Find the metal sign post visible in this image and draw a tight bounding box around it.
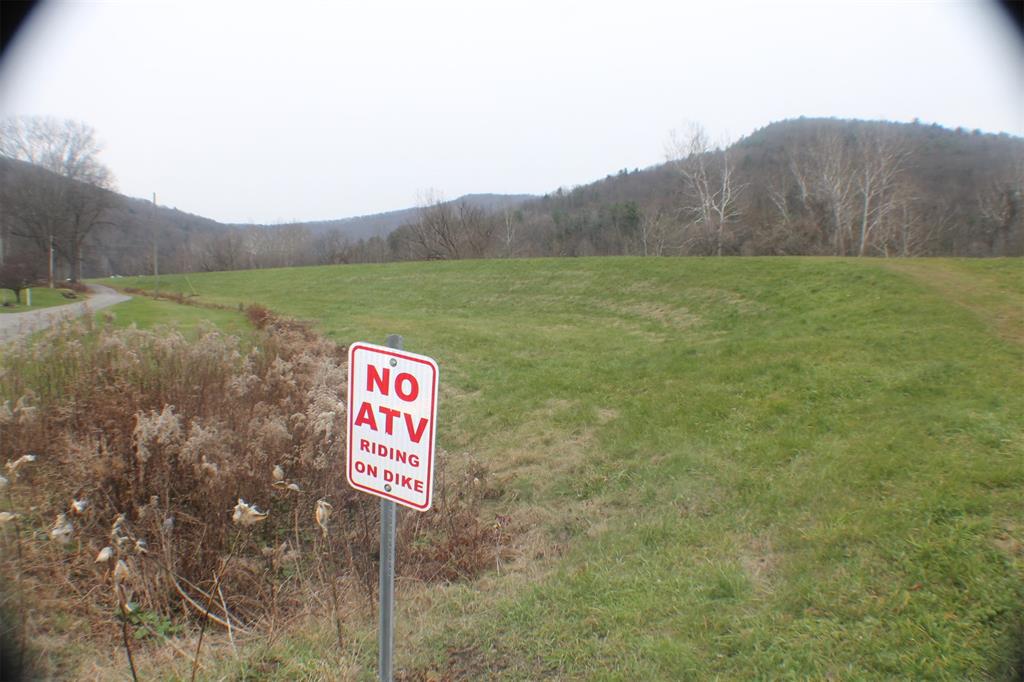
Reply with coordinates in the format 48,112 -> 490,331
379,496 -> 396,680
378,334 -> 401,682
346,333 -> 438,681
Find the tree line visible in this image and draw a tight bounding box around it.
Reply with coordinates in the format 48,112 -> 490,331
483,119 -> 1021,260
1,116 -> 1021,290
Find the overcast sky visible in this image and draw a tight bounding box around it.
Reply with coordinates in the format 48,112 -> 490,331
0,1 -> 1020,224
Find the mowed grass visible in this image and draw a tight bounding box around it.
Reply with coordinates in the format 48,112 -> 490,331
98,295 -> 251,337
104,258 -> 1023,679
0,286 -> 80,312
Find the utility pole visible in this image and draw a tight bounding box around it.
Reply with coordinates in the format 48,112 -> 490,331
48,234 -> 54,288
153,192 -> 159,295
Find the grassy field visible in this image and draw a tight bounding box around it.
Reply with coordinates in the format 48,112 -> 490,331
98,294 -> 251,336
102,257 -> 1022,679
0,286 -> 82,312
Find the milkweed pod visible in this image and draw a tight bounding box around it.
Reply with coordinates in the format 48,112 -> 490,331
113,559 -> 130,584
315,499 -> 333,537
50,513 -> 73,543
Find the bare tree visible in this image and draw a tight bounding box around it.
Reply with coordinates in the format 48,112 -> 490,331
502,208 -> 519,258
243,224 -> 314,268
807,129 -> 858,255
853,127 -> 910,256
0,117 -> 115,282
313,229 -> 353,264
781,127 -> 851,255
781,125 -> 913,256
668,123 -> 744,256
407,191 -> 461,259
193,229 -> 248,272
976,156 -> 1023,256
405,192 -> 496,260
457,201 -> 496,258
638,206 -> 678,256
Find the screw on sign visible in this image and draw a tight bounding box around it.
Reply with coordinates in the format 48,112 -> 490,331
346,340 -> 438,510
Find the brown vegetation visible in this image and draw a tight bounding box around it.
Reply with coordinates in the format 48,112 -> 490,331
0,310 -> 503,676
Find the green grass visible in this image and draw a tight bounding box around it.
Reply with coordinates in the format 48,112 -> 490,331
98,295 -> 251,337
102,258 -> 1023,679
0,286 -> 81,312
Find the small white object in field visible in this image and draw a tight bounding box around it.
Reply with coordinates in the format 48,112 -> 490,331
315,498 -> 332,537
162,515 -> 174,534
0,474 -> 9,490
95,546 -> 114,562
0,511 -> 18,524
272,464 -> 285,481
111,513 -> 126,533
113,559 -> 130,584
50,513 -> 73,543
111,513 -> 130,548
5,453 -> 37,478
70,497 -> 89,514
232,498 -> 268,525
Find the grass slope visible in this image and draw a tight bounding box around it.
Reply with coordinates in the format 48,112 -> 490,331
106,258 -> 1023,679
99,295 -> 251,336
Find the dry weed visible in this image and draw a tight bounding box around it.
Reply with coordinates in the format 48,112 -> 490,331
0,308 -> 502,676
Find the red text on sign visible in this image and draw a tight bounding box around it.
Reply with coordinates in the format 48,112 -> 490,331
366,366 -> 420,402
353,403 -> 429,442
360,439 -> 421,468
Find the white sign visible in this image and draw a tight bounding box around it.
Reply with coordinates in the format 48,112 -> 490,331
346,342 -> 439,511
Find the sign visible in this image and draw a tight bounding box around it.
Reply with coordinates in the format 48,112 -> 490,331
346,341 -> 438,511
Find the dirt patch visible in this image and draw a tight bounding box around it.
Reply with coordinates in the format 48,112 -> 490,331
682,287 -> 767,315
397,644 -> 510,681
624,280 -> 670,296
993,521 -> 1023,560
596,300 -> 701,332
740,535 -> 779,592
488,398 -> 597,486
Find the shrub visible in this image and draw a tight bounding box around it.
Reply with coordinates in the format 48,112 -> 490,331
0,310 -> 501,669
0,262 -> 38,304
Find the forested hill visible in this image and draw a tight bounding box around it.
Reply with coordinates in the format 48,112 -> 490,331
234,193 -> 536,240
2,117 -> 1021,280
0,155 -> 229,278
465,118 -> 1022,260
0,144 -> 533,277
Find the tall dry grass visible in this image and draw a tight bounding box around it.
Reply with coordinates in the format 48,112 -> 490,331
0,308 -> 502,676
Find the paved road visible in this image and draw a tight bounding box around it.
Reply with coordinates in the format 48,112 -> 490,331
0,284 -> 131,344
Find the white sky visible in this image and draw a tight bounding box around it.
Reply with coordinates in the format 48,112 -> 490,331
0,0 -> 1021,224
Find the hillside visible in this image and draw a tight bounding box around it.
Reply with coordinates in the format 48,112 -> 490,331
0,148 -> 532,277
2,118 -> 1021,280
0,155 -> 230,278
94,257 -> 1024,679
241,193 -> 536,240
486,118 -> 1024,259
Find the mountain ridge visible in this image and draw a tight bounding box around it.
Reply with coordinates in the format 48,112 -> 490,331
1,116 -> 1020,278
227,193 -> 537,240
